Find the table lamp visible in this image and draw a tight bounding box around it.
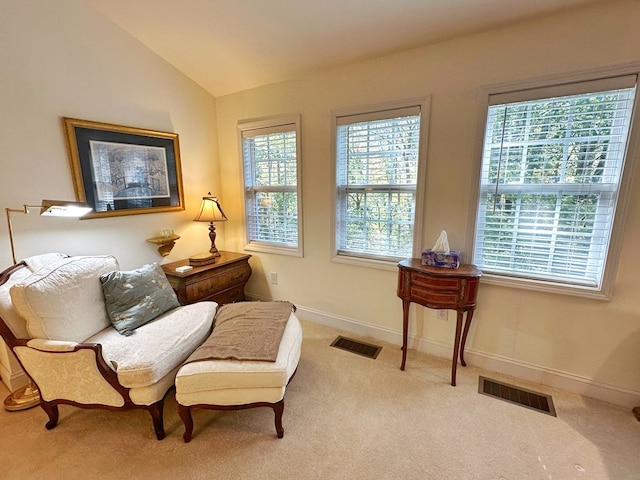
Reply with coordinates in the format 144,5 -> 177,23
189,193 -> 228,266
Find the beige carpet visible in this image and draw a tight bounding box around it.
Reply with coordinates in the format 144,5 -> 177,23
0,319 -> 639,480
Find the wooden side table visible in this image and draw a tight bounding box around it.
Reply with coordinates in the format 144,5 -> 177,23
397,259 -> 481,386
162,251 -> 252,306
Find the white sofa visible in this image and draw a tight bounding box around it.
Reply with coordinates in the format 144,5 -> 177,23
0,254 -> 216,440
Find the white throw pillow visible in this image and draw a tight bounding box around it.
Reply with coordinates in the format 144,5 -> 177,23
23,253 -> 69,272
10,255 -> 119,342
0,266 -> 33,339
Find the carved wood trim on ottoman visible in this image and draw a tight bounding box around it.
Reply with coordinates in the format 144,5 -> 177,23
175,307 -> 302,443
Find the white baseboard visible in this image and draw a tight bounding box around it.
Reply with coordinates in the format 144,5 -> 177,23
248,295 -> 640,409
465,348 -> 640,409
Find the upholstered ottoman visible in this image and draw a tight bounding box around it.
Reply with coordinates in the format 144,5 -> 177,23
175,302 -> 302,442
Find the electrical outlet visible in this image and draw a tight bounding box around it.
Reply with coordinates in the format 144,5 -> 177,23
270,272 -> 278,285
436,310 -> 448,321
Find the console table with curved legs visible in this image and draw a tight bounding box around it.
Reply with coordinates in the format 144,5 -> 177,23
397,259 -> 482,386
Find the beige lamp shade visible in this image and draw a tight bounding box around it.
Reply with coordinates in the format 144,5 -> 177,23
193,194 -> 228,223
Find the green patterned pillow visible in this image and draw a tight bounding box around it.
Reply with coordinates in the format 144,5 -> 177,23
100,263 -> 180,336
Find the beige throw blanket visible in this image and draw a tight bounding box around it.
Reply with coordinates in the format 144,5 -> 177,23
185,301 -> 295,363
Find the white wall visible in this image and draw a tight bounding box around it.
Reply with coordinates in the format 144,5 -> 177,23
0,0 -> 222,270
0,0 -> 221,388
216,0 -> 640,406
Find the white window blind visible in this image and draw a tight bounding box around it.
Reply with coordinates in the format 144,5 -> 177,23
474,76 -> 637,289
241,119 -> 301,253
336,106 -> 421,261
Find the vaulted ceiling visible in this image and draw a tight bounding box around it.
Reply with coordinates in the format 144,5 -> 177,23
82,0 -> 610,97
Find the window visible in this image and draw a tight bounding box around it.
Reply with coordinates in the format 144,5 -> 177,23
473,74 -> 638,296
239,115 -> 302,256
333,100 -> 428,264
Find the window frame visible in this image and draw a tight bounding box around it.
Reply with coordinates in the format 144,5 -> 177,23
468,64 -> 640,299
238,114 -> 303,257
331,97 -> 430,270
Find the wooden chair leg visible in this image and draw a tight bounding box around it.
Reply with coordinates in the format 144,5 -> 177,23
147,401 -> 165,440
272,399 -> 284,438
41,401 -> 59,430
178,404 -> 194,443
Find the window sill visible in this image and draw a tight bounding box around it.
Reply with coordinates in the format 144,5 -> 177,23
331,253 -> 400,271
480,272 -> 611,301
244,242 -> 303,258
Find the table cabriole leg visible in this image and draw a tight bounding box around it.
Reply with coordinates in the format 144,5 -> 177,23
401,299 -> 410,370
459,309 -> 475,367
451,311 -> 464,386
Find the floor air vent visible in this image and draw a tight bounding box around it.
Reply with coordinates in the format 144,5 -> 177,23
479,376 -> 556,417
330,336 -> 382,359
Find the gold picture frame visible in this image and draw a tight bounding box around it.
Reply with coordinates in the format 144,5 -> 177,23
63,117 -> 185,219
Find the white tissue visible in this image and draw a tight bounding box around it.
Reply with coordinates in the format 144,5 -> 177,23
431,230 -> 450,253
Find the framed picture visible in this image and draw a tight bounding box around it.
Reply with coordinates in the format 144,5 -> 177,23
63,118 -> 185,219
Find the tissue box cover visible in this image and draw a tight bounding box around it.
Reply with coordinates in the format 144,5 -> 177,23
421,249 -> 460,268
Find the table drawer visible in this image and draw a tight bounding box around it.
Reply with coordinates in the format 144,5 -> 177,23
186,267 -> 249,300
195,284 -> 246,305
410,272 -> 460,291
410,286 -> 459,308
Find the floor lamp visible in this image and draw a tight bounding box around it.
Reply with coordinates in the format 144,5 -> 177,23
3,199 -> 92,411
